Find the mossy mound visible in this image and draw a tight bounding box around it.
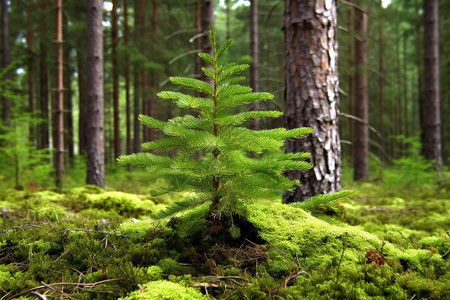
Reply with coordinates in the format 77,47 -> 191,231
0,184 -> 448,299
119,280 -> 207,300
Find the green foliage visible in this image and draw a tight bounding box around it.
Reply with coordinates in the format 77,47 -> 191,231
118,28 -> 313,222
119,280 -> 207,300
291,190 -> 355,217
389,135 -> 440,184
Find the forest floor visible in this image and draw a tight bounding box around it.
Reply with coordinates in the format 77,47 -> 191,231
0,168 -> 449,299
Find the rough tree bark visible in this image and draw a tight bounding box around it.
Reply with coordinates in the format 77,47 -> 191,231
353,5 -> 369,181
423,0 -> 442,169
283,0 -> 341,202
86,0 -> 104,188
54,0 -> 64,188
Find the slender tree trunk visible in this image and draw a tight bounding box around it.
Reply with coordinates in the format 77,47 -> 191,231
77,48 -> 88,155
249,0 -> 259,131
423,0 -> 442,169
63,18 -> 73,162
353,6 -> 369,181
378,8 -> 384,159
26,4 -> 35,143
38,0 -> 49,150
86,0 -> 104,187
1,0 -> 10,128
139,0 -> 150,142
124,0 -> 131,155
283,0 -> 341,202
415,0 -> 425,154
133,0 -> 140,153
403,33 -> 408,138
112,0 -> 120,159
347,6 -> 354,163
54,0 -> 64,188
149,0 -> 158,142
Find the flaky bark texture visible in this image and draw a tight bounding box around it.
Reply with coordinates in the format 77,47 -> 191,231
86,0 -> 104,188
283,0 -> 341,202
423,0 -> 442,169
353,7 -> 369,181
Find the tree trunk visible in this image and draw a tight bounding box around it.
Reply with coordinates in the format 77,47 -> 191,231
1,0 -> 10,128
112,0 -> 120,159
86,0 -> 104,188
133,0 -> 140,153
415,0 -> 425,155
283,0 -> 341,202
353,6 -> 369,181
139,0 -> 150,142
423,0 -> 442,169
26,3 -> 35,143
54,0 -> 64,188
149,0 -> 158,142
123,0 -> 131,155
38,0 -> 49,150
77,47 -> 88,155
249,0 -> 259,131
378,6 -> 384,160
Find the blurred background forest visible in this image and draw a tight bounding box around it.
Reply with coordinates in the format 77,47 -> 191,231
0,0 -> 448,191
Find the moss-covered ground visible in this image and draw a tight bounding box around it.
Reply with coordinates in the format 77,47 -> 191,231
0,174 -> 448,299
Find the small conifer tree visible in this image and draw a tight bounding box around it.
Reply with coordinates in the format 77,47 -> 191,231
118,28 -> 313,231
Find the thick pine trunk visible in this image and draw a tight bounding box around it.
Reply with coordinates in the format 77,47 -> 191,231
283,0 -> 341,202
133,0 -> 140,153
86,0 -> 104,188
423,0 -> 442,169
77,48 -> 88,155
353,6 -> 369,181
54,0 -> 64,188
149,0 -> 158,142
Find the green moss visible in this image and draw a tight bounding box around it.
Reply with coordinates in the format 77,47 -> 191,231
119,280 -> 207,300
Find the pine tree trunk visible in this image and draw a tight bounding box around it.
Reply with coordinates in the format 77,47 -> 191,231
149,0 -> 158,142
77,47 -> 88,155
423,0 -> 442,169
415,0 -> 425,155
38,0 -> 49,150
123,0 -> 131,155
63,20 -> 74,162
1,0 -> 10,128
86,0 -> 104,188
353,6 -> 369,181
54,0 -> 64,188
112,0 -> 120,159
249,0 -> 259,131
26,4 -> 35,143
378,6 -> 384,160
133,0 -> 140,153
283,0 -> 341,202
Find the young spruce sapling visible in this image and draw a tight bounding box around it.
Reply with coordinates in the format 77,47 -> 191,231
118,28 -> 314,235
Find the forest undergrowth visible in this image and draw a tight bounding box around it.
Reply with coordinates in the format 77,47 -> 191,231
0,167 -> 448,299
